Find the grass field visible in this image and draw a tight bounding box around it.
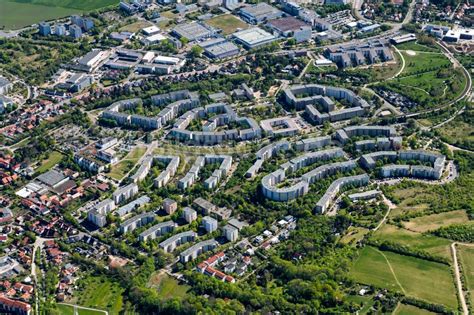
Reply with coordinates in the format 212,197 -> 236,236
148,273 -> 189,300
119,20 -> 152,33
56,304 -> 74,315
0,0 -> 117,30
458,245 -> 474,309
393,303 -> 436,315
401,51 -> 451,74
56,304 -> 106,315
346,295 -> 375,314
351,246 -> 458,309
396,41 -> 441,53
107,146 -> 147,181
340,226 -> 370,245
206,14 -> 249,35
387,186 -> 432,218
73,276 -> 124,314
373,224 -> 452,260
403,210 -> 469,233
35,151 -> 63,174
437,108 -> 474,151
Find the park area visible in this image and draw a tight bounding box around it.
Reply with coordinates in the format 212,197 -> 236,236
0,0 -> 117,30
350,246 -> 458,309
376,42 -> 467,111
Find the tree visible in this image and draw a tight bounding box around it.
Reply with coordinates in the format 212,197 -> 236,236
190,45 -> 203,58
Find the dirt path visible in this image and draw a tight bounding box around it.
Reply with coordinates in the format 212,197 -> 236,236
451,242 -> 474,314
374,247 -> 407,294
391,46 -> 405,79
451,242 -> 469,315
373,194 -> 396,231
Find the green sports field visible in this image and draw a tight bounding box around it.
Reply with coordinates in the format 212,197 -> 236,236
0,0 -> 117,30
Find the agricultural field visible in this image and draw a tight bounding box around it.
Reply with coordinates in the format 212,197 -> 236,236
107,146 -> 147,181
350,246 -> 458,309
403,210 -> 469,233
71,275 -> 125,315
458,245 -> 474,308
0,0 -> 117,30
372,224 -> 452,260
205,14 -> 249,35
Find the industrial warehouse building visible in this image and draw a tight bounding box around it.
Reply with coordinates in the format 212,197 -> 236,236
232,27 -> 278,49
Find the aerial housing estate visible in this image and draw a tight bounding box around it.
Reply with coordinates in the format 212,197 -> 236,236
284,84 -> 371,124
101,90 -> 200,130
169,102 -> 261,145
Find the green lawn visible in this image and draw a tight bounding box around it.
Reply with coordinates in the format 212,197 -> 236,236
205,14 -> 249,35
458,245 -> 474,311
393,303 -> 436,315
351,246 -> 458,309
373,224 -> 452,261
0,0 -> 117,30
73,276 -> 124,315
396,41 -> 441,53
107,146 -> 147,181
56,304 -> 74,315
148,273 -> 189,300
401,51 -> 451,74
36,151 -> 63,174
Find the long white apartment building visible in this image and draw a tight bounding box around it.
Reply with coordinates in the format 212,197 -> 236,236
139,220 -> 176,242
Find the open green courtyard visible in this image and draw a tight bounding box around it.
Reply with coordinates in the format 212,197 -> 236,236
107,146 -> 147,181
